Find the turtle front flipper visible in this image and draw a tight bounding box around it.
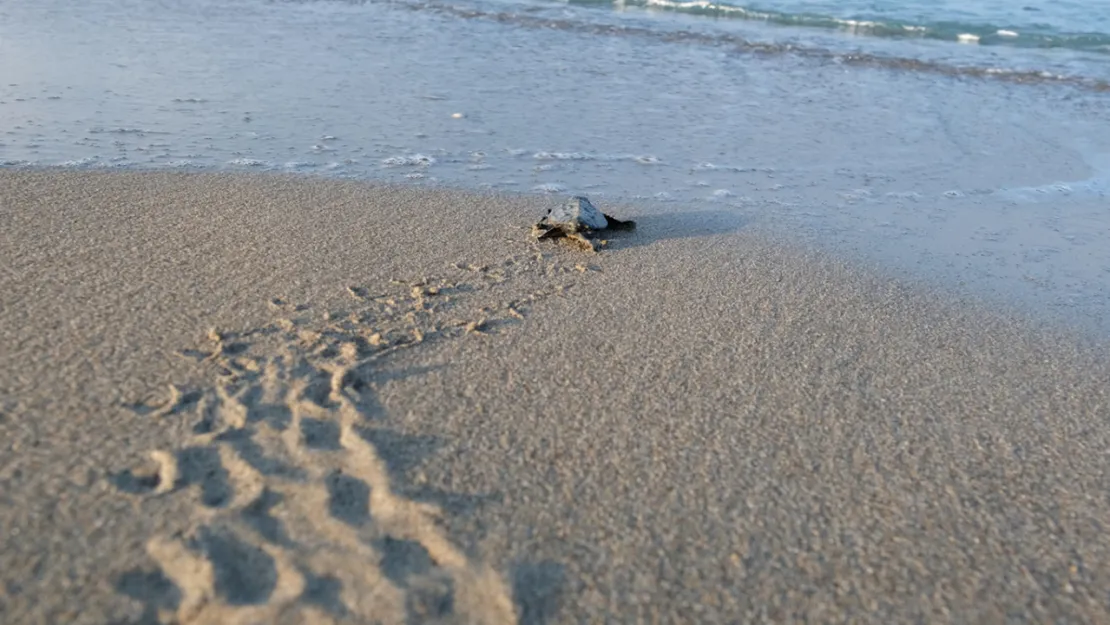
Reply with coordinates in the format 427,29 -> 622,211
602,213 -> 636,231
533,223 -> 566,239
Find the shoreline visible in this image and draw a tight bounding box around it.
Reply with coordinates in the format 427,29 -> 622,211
3,170 -> 1110,623
7,0 -> 1110,342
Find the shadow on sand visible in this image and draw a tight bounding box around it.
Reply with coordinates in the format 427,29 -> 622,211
602,208 -> 751,251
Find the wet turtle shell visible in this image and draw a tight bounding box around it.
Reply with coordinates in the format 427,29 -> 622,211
532,196 -> 635,251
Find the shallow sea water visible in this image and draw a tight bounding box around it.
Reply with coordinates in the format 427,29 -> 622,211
1,0 -> 1109,333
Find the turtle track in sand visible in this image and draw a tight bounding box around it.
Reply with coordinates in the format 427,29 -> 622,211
111,245 -> 599,625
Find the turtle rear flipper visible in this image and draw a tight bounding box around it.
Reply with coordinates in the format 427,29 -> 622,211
565,231 -> 597,252
602,213 -> 636,231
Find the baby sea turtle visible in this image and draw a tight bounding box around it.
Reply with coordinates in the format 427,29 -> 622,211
532,196 -> 635,252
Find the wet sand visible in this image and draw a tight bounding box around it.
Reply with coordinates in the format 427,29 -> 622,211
2,170 -> 1109,624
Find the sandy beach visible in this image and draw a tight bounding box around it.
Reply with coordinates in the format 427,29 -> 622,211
2,170 -> 1110,624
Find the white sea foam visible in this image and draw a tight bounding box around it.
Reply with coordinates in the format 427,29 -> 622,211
227,158 -> 271,167
533,183 -> 567,193
532,151 -> 663,164
533,151 -> 596,161
885,191 -> 922,200
692,162 -> 765,173
88,127 -> 157,135
993,177 -> 1108,202
382,154 -> 436,167
644,0 -> 773,21
57,157 -> 101,167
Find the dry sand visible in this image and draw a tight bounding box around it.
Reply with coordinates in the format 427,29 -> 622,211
2,170 -> 1109,624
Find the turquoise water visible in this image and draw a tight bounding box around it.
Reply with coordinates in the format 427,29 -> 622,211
566,0 -> 1110,52
451,0 -> 1110,83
